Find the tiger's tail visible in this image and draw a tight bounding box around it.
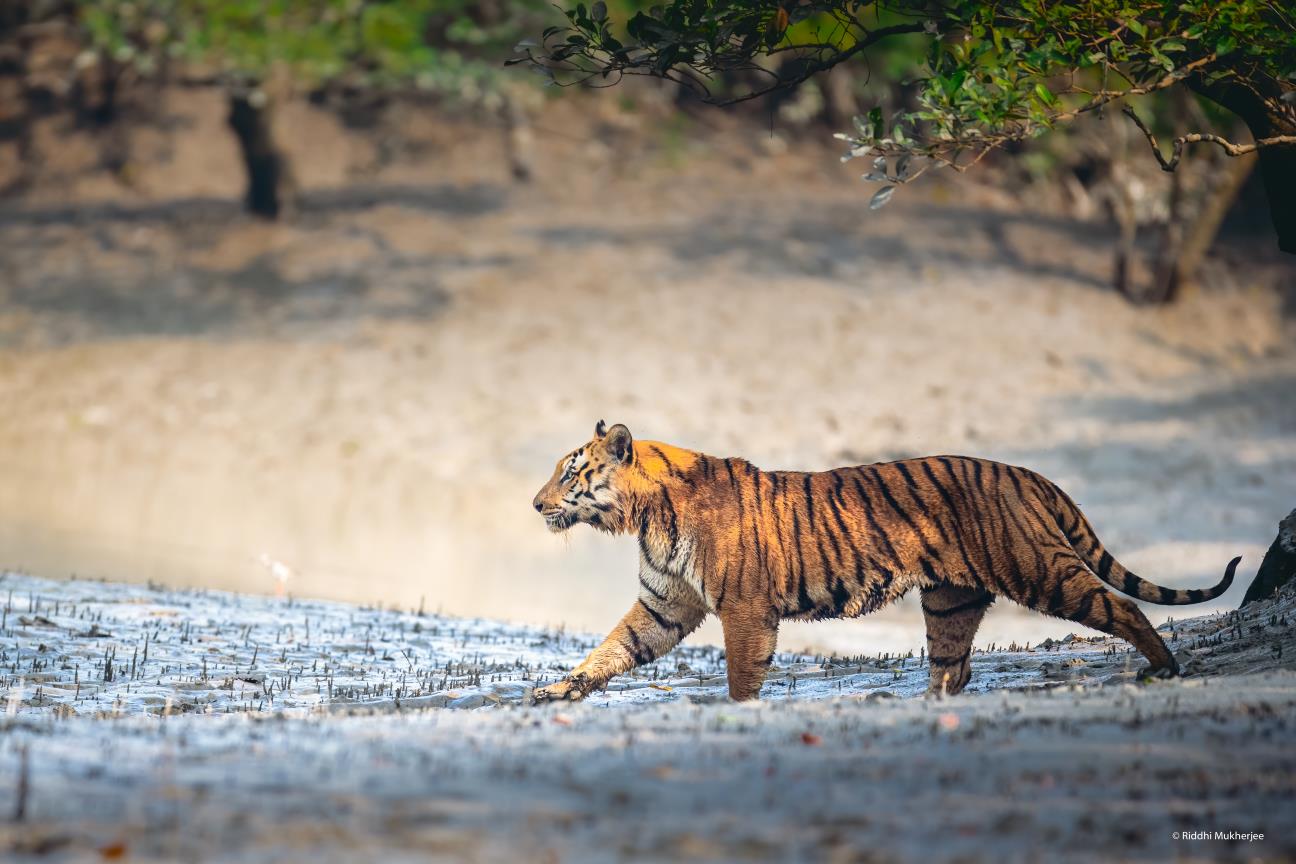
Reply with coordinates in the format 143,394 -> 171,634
1045,480 -> 1238,605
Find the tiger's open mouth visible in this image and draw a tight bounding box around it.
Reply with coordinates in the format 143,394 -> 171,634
543,510 -> 574,533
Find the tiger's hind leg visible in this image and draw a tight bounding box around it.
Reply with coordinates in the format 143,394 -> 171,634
720,605 -> 780,702
1012,551 -> 1178,677
921,585 -> 994,695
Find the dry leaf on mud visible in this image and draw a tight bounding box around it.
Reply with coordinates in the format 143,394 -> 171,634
99,841 -> 127,859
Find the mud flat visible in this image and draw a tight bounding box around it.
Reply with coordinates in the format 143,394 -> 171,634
1,572 -> 1294,862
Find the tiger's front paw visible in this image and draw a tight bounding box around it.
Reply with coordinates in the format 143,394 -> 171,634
531,674 -> 591,704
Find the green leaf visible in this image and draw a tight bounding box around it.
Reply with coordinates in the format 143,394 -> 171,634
868,106 -> 884,139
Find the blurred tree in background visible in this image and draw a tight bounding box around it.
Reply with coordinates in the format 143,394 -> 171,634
0,0 -> 549,215
519,0 -> 1296,291
0,1 -> 1290,302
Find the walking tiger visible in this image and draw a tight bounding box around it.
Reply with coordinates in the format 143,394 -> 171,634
531,421 -> 1238,702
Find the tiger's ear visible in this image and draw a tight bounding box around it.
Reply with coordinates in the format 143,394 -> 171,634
594,419 -> 607,438
604,423 -> 634,464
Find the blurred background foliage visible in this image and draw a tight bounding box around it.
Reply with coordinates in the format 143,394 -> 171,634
0,0 -> 1287,298
74,0 -> 545,96
1,0 -> 558,214
521,0 -> 1294,298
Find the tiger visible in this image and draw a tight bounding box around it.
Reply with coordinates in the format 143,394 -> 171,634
530,421 -> 1239,702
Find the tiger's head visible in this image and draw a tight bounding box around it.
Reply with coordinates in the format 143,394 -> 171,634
532,420 -> 635,534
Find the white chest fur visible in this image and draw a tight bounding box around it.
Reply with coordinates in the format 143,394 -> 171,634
639,540 -> 710,611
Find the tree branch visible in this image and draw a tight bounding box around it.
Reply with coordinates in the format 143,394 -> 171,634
703,22 -> 926,106
1122,105 -> 1296,171
532,21 -> 928,108
1047,53 -> 1220,124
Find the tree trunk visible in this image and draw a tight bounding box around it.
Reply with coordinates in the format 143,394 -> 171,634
1187,75 -> 1296,254
820,66 -> 857,130
1147,150 -> 1186,304
1106,174 -> 1139,302
503,90 -> 533,182
1174,149 -> 1255,289
227,90 -> 293,219
1242,509 -> 1296,607
1254,136 -> 1296,254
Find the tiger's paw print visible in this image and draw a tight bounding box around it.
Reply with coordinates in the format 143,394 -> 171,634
531,674 -> 590,704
